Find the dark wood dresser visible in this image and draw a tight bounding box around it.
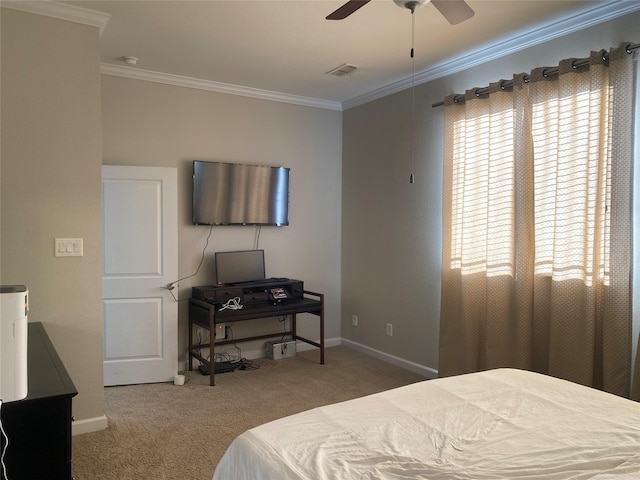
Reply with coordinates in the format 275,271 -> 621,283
1,322 -> 78,480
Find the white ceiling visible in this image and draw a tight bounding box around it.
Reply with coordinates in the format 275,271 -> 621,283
44,1 -> 640,109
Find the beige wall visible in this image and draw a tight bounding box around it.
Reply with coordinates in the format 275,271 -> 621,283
341,10 -> 640,374
1,5 -> 341,429
4,2 -> 636,429
100,76 -> 343,365
1,9 -> 104,423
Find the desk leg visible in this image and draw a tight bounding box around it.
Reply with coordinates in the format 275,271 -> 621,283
188,315 -> 193,371
209,307 -> 216,386
320,295 -> 325,364
292,314 -> 296,341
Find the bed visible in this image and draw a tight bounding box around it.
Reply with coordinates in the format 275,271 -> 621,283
212,368 -> 640,479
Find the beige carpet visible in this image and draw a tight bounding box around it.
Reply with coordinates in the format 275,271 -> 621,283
72,346 -> 427,480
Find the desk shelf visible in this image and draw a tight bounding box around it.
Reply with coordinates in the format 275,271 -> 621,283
188,288 -> 324,385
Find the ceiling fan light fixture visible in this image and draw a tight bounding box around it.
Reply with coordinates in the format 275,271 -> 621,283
393,0 -> 429,13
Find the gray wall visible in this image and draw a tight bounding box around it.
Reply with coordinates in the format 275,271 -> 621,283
341,10 -> 640,374
1,9 -> 104,423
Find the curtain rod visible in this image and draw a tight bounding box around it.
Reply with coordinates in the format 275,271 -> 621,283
431,42 -> 640,108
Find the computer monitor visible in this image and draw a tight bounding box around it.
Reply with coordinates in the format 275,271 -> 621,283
214,250 -> 265,285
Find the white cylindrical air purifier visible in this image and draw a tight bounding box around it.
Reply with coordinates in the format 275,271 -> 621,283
0,285 -> 29,402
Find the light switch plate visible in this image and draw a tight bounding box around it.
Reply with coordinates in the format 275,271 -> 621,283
55,238 -> 83,257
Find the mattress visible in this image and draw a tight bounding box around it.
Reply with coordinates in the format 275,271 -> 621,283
212,368 -> 640,479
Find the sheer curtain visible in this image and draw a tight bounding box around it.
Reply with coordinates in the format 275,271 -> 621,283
440,44 -> 637,398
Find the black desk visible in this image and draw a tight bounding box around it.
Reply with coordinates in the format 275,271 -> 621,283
188,290 -> 324,385
1,322 -> 78,480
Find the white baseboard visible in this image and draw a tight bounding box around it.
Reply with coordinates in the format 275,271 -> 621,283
72,414 -> 108,436
340,338 -> 438,379
209,337 -> 435,377
297,337 -> 342,352
232,337 -> 342,360
183,337 -> 342,369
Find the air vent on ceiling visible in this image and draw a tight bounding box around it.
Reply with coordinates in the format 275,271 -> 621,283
326,63 -> 358,77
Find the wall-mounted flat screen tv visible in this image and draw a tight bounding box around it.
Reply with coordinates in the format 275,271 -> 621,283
193,160 -> 290,226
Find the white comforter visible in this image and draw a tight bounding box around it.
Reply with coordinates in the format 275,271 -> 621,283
212,368 -> 640,479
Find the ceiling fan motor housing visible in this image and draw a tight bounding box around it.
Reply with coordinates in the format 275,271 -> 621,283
327,0 -> 473,24
394,0 -> 429,12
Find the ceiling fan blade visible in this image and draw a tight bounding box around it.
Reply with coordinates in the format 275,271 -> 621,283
326,0 -> 372,20
431,0 -> 475,25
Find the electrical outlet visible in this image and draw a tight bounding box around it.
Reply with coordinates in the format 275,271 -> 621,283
216,323 -> 226,339
352,315 -> 358,327
386,323 -> 393,337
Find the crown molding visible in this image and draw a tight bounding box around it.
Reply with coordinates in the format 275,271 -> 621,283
1,0 -> 111,34
6,0 -> 638,112
342,0 -> 640,110
100,63 -> 343,111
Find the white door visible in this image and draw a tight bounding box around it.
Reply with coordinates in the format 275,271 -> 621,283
102,166 -> 178,386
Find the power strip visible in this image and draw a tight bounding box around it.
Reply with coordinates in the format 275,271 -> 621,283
198,362 -> 235,375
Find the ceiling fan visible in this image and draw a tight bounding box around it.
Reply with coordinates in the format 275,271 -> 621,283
327,0 -> 474,25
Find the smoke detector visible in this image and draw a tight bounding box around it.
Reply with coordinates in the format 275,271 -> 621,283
123,56 -> 139,66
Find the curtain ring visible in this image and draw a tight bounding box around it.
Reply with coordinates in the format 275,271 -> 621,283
602,51 -> 608,62
474,89 -> 481,97
571,60 -> 579,69
626,43 -> 633,55
499,80 -> 507,90
524,74 -> 530,83
542,69 -> 549,78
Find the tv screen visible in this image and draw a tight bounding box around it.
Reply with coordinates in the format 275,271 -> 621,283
193,160 -> 290,226
215,249 -> 266,285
